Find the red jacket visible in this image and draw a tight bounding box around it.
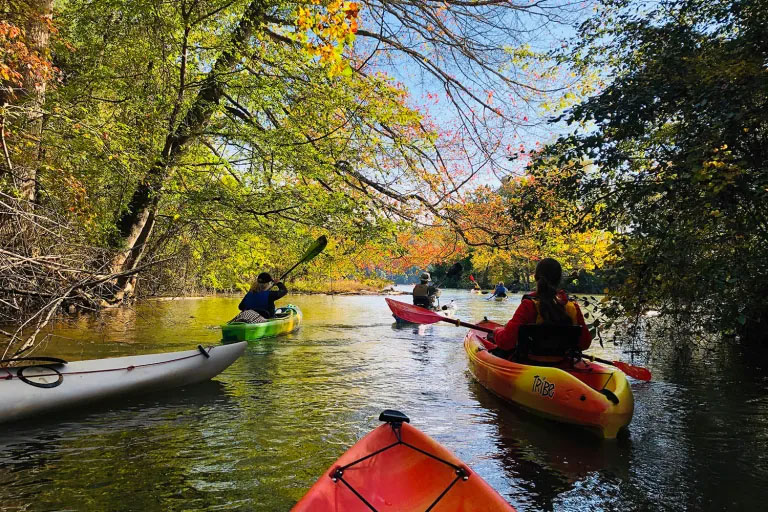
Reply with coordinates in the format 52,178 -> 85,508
492,291 -> 592,351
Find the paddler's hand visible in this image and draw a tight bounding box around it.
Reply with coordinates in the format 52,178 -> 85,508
486,330 -> 495,342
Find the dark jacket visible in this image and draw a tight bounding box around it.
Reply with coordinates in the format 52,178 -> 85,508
238,282 -> 287,318
413,282 -> 440,309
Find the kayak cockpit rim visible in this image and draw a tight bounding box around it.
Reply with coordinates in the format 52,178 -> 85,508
471,331 -> 629,410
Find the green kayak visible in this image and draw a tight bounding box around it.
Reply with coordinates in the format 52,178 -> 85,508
221,304 -> 302,343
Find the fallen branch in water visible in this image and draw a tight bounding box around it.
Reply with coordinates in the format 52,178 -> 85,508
0,191 -> 174,357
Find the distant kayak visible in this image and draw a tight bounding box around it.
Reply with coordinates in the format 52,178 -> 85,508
0,342 -> 246,425
221,304 -> 301,342
464,321 -> 634,439
392,302 -> 456,325
292,410 -> 515,511
493,295 -> 507,302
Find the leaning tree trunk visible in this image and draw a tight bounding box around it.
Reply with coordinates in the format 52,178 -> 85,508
18,0 -> 53,203
110,1 -> 264,301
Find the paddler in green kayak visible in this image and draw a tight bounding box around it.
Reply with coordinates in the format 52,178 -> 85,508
231,272 -> 288,323
488,258 -> 591,361
413,271 -> 441,310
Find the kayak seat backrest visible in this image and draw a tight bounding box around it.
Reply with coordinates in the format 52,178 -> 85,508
516,324 -> 582,360
273,306 -> 294,318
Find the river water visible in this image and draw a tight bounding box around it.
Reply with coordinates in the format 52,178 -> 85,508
1,289 -> 767,510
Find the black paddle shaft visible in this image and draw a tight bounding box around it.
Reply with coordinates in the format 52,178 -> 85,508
438,309 -> 650,379
278,260 -> 304,282
434,263 -> 463,288
439,317 -> 494,333
269,236 -> 328,289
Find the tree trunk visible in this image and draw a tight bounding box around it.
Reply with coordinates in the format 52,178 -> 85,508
110,1 -> 264,299
18,0 -> 53,203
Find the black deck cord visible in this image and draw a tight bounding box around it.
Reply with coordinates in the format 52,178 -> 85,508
332,473 -> 378,512
425,470 -> 467,512
17,365 -> 64,388
0,356 -> 68,366
330,421 -> 469,512
599,372 -> 620,404
602,372 -> 614,389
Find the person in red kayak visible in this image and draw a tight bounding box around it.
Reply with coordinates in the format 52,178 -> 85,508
412,271 -> 440,310
489,258 -> 591,358
231,272 -> 287,323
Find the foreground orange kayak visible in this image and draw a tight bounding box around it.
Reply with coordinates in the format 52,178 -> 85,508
464,321 -> 634,439
292,410 -> 515,511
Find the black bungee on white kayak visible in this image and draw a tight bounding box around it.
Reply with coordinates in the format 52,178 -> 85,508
0,342 -> 246,424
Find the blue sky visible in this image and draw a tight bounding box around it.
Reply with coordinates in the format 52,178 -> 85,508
350,1 -> 591,189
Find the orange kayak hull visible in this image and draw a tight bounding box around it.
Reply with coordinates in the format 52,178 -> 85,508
464,323 -> 634,439
292,416 -> 515,511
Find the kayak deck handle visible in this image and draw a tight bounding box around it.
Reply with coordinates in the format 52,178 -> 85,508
378,409 -> 410,424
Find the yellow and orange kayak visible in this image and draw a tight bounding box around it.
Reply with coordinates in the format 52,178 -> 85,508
464,322 -> 634,439
292,410 -> 515,511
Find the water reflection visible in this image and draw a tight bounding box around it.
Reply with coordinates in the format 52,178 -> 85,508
0,290 -> 766,510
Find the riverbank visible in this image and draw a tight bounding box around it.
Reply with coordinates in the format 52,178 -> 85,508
290,278 -> 402,295
148,279 -> 408,300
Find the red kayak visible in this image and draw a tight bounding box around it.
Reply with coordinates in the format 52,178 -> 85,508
292,410 -> 515,511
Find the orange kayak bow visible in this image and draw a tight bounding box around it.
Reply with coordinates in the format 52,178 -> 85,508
292,410 -> 515,511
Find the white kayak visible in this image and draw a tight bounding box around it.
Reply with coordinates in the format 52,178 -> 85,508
0,342 -> 246,424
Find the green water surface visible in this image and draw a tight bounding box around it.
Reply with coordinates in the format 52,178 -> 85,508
1,290 -> 767,510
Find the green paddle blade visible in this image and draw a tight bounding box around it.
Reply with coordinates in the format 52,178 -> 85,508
278,235 -> 328,282
300,235 -> 327,263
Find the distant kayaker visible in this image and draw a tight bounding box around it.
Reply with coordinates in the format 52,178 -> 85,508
490,282 -> 507,299
413,271 -> 440,310
488,258 -> 591,358
231,272 -> 287,323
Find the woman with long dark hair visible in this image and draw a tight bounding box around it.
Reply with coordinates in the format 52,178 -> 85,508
490,258 -> 591,354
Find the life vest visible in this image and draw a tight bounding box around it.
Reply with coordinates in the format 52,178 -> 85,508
413,283 -> 434,308
519,293 -> 580,363
522,293 -> 579,325
239,290 -> 272,317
